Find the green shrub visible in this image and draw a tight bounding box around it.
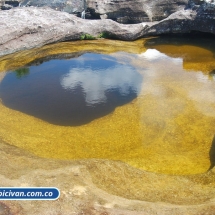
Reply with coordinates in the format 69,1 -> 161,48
98,32 -> 110,39
80,34 -> 96,40
80,32 -> 111,40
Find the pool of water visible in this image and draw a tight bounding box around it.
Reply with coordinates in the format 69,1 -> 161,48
0,36 -> 215,175
0,53 -> 142,126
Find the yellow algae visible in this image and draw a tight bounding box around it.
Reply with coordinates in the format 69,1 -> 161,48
0,39 -> 147,73
151,45 -> 215,73
0,38 -> 215,175
0,84 -> 213,175
145,37 -> 215,73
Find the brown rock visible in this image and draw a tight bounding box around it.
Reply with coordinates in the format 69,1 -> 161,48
0,139 -> 215,215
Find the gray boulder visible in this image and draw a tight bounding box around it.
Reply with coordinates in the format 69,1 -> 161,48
0,0 -> 190,22
0,0 -> 85,15
0,0 -> 20,10
0,0 -> 214,24
0,0 -> 198,23
0,4 -> 215,57
86,0 -> 189,23
19,0 -> 84,16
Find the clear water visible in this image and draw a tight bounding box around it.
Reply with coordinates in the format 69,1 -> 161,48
0,53 -> 142,126
0,36 -> 215,175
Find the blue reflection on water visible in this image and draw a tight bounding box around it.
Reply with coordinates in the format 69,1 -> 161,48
0,53 -> 143,126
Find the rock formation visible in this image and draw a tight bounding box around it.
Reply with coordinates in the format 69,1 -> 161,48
0,140 -> 215,215
19,0 -> 85,17
0,2 -> 215,57
0,2 -> 215,215
0,0 -> 85,16
86,0 -> 189,23
0,0 -> 20,10
0,0 -> 213,24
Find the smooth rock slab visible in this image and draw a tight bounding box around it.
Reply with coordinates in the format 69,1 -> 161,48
0,140 -> 215,215
0,7 -> 147,56
0,5 -> 215,57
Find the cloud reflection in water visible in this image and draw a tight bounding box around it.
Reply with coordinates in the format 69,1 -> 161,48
0,53 -> 142,126
61,64 -> 141,106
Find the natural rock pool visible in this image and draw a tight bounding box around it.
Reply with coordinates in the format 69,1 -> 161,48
0,53 -> 142,126
0,36 -> 215,175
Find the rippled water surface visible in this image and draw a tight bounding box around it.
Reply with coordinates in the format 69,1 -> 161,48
0,36 -> 215,175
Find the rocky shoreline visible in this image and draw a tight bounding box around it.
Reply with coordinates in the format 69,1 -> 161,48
0,0 -> 215,57
0,140 -> 215,215
0,36 -> 215,215
1,1 -> 215,215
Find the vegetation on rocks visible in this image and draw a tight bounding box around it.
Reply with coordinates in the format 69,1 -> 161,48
80,32 -> 111,40
80,34 -> 96,40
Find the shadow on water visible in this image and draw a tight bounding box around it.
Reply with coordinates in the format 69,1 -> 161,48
0,53 -> 142,126
144,34 -> 215,74
25,52 -> 85,67
209,69 -> 215,77
208,135 -> 215,171
145,33 -> 215,53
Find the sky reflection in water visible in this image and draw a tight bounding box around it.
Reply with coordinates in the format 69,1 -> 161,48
1,38 -> 215,174
0,53 -> 142,126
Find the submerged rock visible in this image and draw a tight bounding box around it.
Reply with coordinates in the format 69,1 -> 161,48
0,140 -> 215,215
